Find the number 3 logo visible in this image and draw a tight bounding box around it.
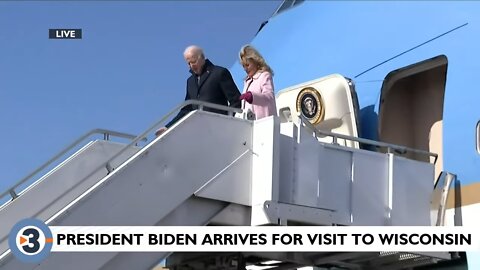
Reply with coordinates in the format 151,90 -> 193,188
8,218 -> 53,263
19,227 -> 42,254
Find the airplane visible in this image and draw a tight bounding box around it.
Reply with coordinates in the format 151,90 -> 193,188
0,1 -> 479,269
229,1 -> 480,269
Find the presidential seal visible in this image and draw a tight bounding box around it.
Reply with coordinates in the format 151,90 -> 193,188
296,87 -> 325,125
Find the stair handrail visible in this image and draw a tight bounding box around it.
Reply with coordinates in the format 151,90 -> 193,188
298,115 -> 438,163
36,100 -> 241,224
90,100 -> 242,177
3,100 -> 241,205
433,171 -> 456,226
1,129 -> 146,202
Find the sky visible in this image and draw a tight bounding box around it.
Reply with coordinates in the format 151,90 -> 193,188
0,1 -> 281,197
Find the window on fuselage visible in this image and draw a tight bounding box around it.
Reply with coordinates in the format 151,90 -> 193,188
477,120 -> 480,154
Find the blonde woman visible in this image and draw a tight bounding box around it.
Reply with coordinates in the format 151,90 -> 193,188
239,45 -> 277,120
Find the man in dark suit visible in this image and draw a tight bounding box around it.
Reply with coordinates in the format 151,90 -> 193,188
156,45 -> 241,136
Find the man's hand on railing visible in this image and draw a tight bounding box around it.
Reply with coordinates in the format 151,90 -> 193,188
155,127 -> 168,137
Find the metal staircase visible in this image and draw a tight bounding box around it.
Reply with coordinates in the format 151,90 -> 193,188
0,100 -> 458,270
0,129 -> 143,258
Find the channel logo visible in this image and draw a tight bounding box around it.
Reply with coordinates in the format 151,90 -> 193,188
8,219 -> 53,263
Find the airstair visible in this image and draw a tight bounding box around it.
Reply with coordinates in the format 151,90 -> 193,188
0,129 -> 142,255
0,99 -> 457,270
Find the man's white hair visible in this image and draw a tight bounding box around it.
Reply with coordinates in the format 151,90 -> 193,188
184,45 -> 205,59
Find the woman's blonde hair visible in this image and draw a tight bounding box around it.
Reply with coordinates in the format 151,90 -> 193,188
239,45 -> 274,76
